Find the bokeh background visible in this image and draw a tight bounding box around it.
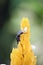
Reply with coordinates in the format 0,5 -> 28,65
0,0 -> 43,65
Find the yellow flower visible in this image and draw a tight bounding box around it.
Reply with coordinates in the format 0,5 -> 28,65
10,18 -> 37,65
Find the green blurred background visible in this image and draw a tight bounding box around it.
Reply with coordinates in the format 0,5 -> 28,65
0,0 -> 43,65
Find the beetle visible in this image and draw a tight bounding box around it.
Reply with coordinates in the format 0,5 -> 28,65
16,30 -> 23,44
16,27 -> 27,43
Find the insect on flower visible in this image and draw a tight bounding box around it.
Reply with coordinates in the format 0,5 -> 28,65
16,30 -> 23,43
16,27 -> 28,43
